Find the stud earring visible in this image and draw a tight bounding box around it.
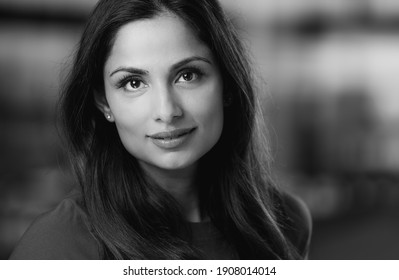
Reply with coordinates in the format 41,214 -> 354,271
105,113 -> 111,120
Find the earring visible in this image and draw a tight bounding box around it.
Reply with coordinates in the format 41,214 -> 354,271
105,113 -> 112,120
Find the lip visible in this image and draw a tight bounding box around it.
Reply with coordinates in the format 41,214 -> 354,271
148,128 -> 196,139
147,127 -> 196,149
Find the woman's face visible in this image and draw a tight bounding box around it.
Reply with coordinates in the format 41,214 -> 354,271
101,14 -> 224,173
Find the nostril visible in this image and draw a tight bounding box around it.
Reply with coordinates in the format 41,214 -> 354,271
154,94 -> 183,122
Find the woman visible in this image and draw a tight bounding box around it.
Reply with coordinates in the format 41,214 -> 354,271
10,0 -> 311,259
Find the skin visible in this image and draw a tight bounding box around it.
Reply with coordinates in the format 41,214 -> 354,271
98,14 -> 224,221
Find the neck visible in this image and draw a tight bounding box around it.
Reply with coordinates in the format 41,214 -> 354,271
140,163 -> 202,222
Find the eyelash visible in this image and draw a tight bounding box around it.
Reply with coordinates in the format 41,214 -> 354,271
176,66 -> 204,83
116,75 -> 144,90
115,66 -> 205,90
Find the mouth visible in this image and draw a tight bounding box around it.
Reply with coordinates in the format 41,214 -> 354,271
147,127 -> 196,140
147,127 -> 197,149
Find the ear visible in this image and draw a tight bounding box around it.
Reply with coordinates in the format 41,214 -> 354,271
94,91 -> 114,122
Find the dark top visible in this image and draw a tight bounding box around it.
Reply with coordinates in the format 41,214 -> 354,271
9,190 -> 311,260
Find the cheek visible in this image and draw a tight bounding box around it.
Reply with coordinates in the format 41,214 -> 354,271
107,96 -> 150,139
190,81 -> 224,137
201,96 -> 223,127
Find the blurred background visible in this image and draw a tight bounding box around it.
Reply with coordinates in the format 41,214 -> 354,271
1,0 -> 398,259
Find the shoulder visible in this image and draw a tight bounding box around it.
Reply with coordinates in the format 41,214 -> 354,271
279,191 -> 312,259
9,189 -> 100,260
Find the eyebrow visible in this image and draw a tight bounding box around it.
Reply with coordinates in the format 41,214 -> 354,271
109,56 -> 212,77
109,67 -> 148,77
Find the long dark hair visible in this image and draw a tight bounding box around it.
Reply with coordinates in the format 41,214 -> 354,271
60,0 -> 300,259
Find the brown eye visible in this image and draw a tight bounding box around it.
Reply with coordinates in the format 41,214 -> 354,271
129,79 -> 142,88
182,72 -> 194,81
177,71 -> 199,83
124,78 -> 148,92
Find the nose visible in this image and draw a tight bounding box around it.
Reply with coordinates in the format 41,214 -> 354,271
153,85 -> 183,123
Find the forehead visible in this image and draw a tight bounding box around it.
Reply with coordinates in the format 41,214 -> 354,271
105,14 -> 212,72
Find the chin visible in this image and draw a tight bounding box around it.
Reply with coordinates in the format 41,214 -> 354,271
157,160 -> 195,171
147,153 -> 199,171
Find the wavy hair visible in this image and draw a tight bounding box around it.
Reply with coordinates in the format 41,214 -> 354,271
60,0 -> 299,259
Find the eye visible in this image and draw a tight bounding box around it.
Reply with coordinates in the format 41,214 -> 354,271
116,75 -> 149,92
124,78 -> 148,91
179,72 -> 196,82
176,68 -> 202,83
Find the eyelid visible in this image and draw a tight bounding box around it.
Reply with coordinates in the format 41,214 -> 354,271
116,74 -> 148,91
175,66 -> 204,83
116,74 -> 143,87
